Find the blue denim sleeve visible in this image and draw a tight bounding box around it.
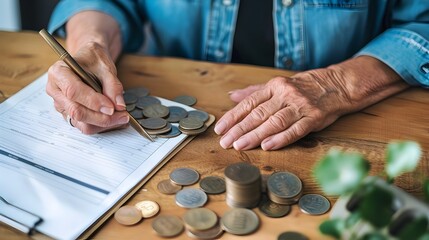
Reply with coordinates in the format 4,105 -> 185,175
356,2 -> 429,88
47,0 -> 143,52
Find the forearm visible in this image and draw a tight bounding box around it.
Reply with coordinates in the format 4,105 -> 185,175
65,11 -> 122,61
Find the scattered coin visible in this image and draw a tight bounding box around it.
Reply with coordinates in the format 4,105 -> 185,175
166,106 -> 188,123
187,110 -> 209,122
129,109 -> 143,119
135,200 -> 160,218
157,179 -> 182,194
125,87 -> 150,97
298,194 -> 331,215
173,95 -> 197,106
186,223 -> 224,239
139,117 -> 167,130
221,208 -> 259,235
152,215 -> 184,237
183,208 -> 218,231
157,125 -> 182,138
170,167 -> 200,186
126,103 -> 136,112
142,104 -> 169,118
136,96 -> 161,109
123,92 -> 138,104
278,231 -> 309,240
114,205 -> 142,226
175,188 -> 208,208
258,195 -> 291,218
267,172 -> 303,205
179,117 -> 204,130
199,176 -> 226,194
146,122 -> 172,135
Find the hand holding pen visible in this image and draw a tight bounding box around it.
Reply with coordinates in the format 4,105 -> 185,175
40,27 -> 153,141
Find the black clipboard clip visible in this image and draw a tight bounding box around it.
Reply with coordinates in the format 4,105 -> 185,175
0,196 -> 42,234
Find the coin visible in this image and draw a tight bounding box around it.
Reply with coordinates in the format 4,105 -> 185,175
146,122 -> 172,135
298,194 -> 330,215
136,96 -> 161,109
152,215 -> 184,237
126,103 -> 136,112
278,231 -> 309,240
179,117 -> 204,130
267,172 -> 303,205
134,200 -> 160,218
261,174 -> 269,193
178,124 -> 208,136
173,95 -> 197,106
157,125 -> 182,138
166,106 -> 188,123
170,167 -> 200,186
258,195 -> 291,218
123,92 -> 138,104
186,223 -> 224,239
183,208 -> 218,231
187,110 -> 209,122
157,179 -> 182,194
129,109 -> 143,119
220,208 -> 259,235
224,162 -> 261,185
175,188 -> 208,208
125,87 -> 150,97
142,104 -> 169,118
139,117 -> 167,130
199,176 -> 226,194
114,205 -> 142,225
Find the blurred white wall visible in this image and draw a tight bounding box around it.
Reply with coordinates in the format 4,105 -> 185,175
0,0 -> 21,31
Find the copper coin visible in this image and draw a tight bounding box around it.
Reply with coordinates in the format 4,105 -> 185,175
157,179 -> 182,194
114,205 -> 142,225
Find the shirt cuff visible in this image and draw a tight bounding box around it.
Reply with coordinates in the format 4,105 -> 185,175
47,0 -> 142,52
356,28 -> 429,88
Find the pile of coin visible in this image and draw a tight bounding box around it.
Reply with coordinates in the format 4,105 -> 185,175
183,208 -> 223,239
114,200 -> 160,226
224,162 -> 262,208
267,171 -> 303,205
123,87 -> 210,137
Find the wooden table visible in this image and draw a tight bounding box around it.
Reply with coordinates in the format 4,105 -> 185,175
1,31 -> 428,240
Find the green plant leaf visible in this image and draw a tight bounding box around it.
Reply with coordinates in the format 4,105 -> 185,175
386,141 -> 421,180
359,185 -> 394,229
360,232 -> 388,240
314,148 -> 369,195
345,211 -> 361,228
397,216 -> 428,240
418,232 -> 429,240
319,218 -> 345,239
424,179 -> 429,203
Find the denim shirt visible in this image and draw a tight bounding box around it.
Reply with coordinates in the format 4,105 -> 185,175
48,0 -> 429,87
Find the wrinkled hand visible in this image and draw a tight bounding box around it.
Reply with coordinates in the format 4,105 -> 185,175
214,69 -> 353,151
46,41 -> 128,134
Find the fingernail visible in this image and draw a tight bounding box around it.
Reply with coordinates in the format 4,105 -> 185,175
220,135 -> 234,149
233,138 -> 249,150
261,139 -> 274,151
116,95 -> 126,108
214,121 -> 227,135
118,115 -> 129,125
228,91 -> 234,95
100,106 -> 114,115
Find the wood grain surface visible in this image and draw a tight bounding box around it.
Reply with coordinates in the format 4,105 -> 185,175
0,31 -> 428,240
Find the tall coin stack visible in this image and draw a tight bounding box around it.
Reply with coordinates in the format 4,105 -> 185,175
267,171 -> 303,205
224,162 -> 261,208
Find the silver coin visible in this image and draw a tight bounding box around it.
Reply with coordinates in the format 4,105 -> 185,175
183,208 -> 218,231
157,125 -> 182,138
258,195 -> 291,218
298,194 -> 330,215
187,110 -> 209,122
123,92 -> 138,104
224,162 -> 261,184
173,95 -> 197,106
152,215 -> 184,237
157,179 -> 182,195
178,125 -> 208,136
166,106 -> 188,123
199,176 -> 226,194
146,122 -> 172,135
267,172 -> 303,199
129,109 -> 143,119
170,167 -> 200,185
220,208 -> 259,235
175,188 -> 208,208
126,104 -> 136,112
179,117 -> 204,130
278,231 -> 309,240
142,104 -> 169,118
125,87 -> 150,97
138,117 -> 167,130
136,96 -> 161,109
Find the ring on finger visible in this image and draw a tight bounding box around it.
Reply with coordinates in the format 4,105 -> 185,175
66,115 -> 74,127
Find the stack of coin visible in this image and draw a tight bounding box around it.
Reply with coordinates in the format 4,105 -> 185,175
224,162 -> 261,208
220,208 -> 260,235
139,117 -> 172,135
183,208 -> 224,239
178,117 -> 207,136
267,171 -> 303,205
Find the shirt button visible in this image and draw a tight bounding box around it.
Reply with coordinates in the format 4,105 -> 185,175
421,62 -> 429,74
282,0 -> 293,7
283,57 -> 293,68
222,0 -> 233,6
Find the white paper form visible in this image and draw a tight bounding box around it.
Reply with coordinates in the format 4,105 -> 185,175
0,73 -> 192,239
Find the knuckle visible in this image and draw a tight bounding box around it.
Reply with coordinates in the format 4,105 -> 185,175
63,82 -> 78,100
268,113 -> 290,130
250,106 -> 270,121
241,95 -> 258,112
69,103 -> 85,122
